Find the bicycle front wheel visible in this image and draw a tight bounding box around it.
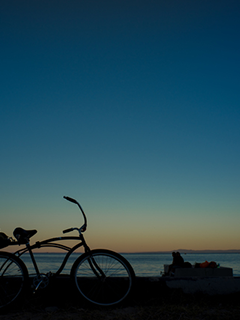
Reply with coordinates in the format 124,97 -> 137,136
0,251 -> 28,310
71,249 -> 135,306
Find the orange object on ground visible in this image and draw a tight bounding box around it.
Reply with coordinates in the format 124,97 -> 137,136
200,261 -> 210,268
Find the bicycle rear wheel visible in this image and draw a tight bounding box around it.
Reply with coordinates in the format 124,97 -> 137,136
0,251 -> 28,310
71,249 -> 135,306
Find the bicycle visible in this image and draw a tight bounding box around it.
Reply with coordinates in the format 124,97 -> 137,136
0,196 -> 135,310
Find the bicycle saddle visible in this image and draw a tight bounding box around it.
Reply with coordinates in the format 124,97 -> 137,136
13,227 -> 37,244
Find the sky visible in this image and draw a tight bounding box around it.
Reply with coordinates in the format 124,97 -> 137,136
1,0 -> 240,253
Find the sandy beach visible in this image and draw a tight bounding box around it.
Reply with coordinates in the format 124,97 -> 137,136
1,294 -> 240,320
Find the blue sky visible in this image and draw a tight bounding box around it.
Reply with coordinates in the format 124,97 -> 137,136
1,0 -> 240,252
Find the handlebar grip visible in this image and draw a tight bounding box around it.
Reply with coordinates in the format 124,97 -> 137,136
63,196 -> 78,204
63,228 -> 73,234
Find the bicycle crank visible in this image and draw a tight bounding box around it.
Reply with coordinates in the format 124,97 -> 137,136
33,274 -> 50,291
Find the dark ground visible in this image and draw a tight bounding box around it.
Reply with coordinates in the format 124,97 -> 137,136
1,277 -> 240,320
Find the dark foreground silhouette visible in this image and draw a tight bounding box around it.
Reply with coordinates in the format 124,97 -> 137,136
1,276 -> 240,320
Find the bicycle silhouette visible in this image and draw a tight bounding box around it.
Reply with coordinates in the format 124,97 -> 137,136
0,196 -> 135,310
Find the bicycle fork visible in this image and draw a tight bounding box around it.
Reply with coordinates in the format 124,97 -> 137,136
87,256 -> 106,279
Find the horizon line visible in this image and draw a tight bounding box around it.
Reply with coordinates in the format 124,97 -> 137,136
18,249 -> 240,254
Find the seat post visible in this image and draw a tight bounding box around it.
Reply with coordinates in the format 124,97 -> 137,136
26,243 -> 40,275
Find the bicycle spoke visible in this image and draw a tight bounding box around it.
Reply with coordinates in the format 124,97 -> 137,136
0,253 -> 28,310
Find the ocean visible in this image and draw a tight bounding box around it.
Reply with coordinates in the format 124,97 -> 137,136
20,251 -> 240,277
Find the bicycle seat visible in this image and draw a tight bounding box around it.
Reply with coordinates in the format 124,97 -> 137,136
13,227 -> 37,244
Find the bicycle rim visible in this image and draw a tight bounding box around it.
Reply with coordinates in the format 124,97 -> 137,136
72,249 -> 134,306
0,252 -> 28,310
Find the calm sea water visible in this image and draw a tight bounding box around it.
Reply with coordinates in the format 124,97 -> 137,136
19,252 -> 240,277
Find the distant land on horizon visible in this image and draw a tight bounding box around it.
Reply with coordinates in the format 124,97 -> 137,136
177,249 -> 240,254
124,249 -> 240,254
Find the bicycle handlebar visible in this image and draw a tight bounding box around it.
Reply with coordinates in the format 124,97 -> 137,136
63,196 -> 87,233
63,196 -> 78,204
63,228 -> 74,234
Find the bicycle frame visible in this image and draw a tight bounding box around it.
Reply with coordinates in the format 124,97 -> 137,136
4,196 -> 108,285
5,196 -> 91,278
11,233 -> 90,277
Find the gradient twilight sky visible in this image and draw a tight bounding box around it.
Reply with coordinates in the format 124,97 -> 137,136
1,0 -> 240,253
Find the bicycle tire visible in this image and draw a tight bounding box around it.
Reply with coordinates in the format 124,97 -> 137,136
0,251 -> 29,310
71,249 -> 135,306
